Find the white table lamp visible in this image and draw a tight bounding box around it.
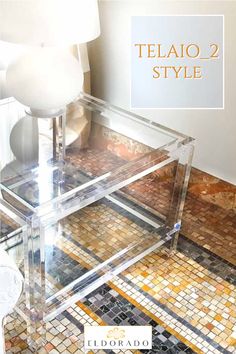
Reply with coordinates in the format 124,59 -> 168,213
0,0 -> 100,117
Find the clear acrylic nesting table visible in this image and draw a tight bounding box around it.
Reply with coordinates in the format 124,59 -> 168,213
0,93 -> 194,349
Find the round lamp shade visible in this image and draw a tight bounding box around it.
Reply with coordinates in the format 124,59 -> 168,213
6,47 -> 84,116
0,0 -> 100,46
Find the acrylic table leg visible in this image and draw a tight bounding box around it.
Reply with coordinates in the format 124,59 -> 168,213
23,219 -> 46,350
166,143 -> 194,254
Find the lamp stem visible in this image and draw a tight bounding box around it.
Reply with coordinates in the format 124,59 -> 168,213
52,111 -> 66,164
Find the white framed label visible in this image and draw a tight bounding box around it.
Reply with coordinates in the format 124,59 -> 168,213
131,15 -> 224,109
84,325 -> 152,350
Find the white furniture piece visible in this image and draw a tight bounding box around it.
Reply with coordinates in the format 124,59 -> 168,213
0,249 -> 23,354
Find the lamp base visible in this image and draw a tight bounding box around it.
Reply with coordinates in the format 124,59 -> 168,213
24,109 -> 66,167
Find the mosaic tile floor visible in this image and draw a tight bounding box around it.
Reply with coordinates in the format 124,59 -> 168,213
67,145 -> 236,266
1,146 -> 236,353
125,167 -> 236,266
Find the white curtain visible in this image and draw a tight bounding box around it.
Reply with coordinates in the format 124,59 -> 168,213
0,41 -> 26,99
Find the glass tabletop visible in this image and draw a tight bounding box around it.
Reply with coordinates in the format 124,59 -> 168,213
0,94 -> 191,220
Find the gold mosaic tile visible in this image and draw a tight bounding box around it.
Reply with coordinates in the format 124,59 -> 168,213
123,248 -> 236,351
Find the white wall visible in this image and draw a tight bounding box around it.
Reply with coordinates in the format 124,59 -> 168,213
89,0 -> 236,185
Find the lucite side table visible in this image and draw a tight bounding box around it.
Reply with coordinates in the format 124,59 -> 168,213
0,94 -> 194,349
